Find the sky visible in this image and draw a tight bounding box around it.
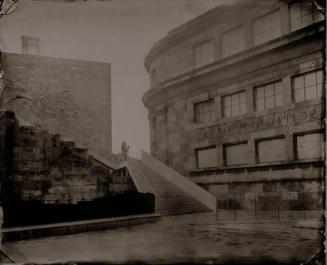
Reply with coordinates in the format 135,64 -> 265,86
0,0 -> 221,157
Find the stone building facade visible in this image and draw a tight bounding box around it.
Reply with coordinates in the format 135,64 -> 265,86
143,0 -> 325,207
2,53 -> 112,159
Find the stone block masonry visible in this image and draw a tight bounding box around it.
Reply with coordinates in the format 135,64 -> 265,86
0,112 -> 154,227
143,1 -> 325,219
2,53 -> 112,160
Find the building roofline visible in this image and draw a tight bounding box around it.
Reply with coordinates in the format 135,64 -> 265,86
144,0 -> 264,72
143,23 -> 325,108
2,52 -> 111,66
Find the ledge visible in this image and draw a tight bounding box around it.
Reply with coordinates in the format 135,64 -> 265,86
3,213 -> 161,242
189,160 -> 324,184
189,159 -> 324,175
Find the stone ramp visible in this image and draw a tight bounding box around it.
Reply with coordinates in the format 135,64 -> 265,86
137,160 -> 210,215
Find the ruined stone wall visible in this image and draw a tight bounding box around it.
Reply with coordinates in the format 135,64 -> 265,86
2,53 -> 112,160
0,112 -> 134,205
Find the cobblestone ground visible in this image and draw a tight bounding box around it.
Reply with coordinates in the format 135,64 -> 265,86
2,212 -> 322,264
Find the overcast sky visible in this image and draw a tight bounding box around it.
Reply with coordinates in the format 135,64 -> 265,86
0,0 -> 221,156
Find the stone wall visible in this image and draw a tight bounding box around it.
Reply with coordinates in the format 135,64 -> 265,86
2,53 -> 112,159
0,111 -> 134,205
147,37 -> 325,175
143,1 -> 325,207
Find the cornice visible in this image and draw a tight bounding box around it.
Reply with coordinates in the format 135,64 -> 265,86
143,23 -> 325,109
144,0 -> 277,72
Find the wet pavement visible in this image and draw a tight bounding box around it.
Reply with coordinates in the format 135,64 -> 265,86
2,212 -> 322,264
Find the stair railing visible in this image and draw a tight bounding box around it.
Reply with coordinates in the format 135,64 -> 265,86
126,157 -> 154,194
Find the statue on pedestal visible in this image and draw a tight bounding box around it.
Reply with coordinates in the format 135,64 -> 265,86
121,141 -> 129,160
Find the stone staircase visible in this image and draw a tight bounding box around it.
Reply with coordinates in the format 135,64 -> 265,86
136,160 -> 210,215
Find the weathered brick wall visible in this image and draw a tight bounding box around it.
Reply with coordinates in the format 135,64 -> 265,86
2,53 -> 112,159
1,112 -> 135,205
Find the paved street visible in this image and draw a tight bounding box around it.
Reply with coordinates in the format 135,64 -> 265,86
2,212 -> 322,264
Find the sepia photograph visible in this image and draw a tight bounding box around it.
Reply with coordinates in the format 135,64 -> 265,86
0,0 -> 325,264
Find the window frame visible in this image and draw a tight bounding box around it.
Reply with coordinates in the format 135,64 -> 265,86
221,25 -> 246,58
195,145 -> 218,169
252,9 -> 282,46
291,69 -> 323,103
255,135 -> 286,163
223,141 -> 248,166
193,98 -> 216,124
289,0 -> 325,32
222,90 -> 247,118
254,80 -> 283,111
193,39 -> 215,69
293,130 -> 325,160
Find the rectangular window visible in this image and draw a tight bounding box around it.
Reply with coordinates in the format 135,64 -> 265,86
257,137 -> 286,163
196,146 -> 218,168
224,142 -> 248,166
221,26 -> 245,58
253,10 -> 282,46
222,91 -> 247,118
21,36 -> 40,55
296,132 -> 324,160
193,40 -> 215,69
255,81 -> 283,111
292,70 -> 323,102
290,1 -> 324,31
194,99 -> 216,123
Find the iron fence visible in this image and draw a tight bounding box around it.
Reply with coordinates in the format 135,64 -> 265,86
215,191 -> 324,222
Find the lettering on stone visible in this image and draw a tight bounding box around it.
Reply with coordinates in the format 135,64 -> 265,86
195,104 -> 322,140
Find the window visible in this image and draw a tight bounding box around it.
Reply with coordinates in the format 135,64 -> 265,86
253,10 -> 282,46
221,26 -> 245,58
193,40 -> 215,69
255,81 -> 283,111
222,91 -> 247,118
290,1 -> 324,31
296,132 -> 324,160
21,36 -> 40,55
292,70 -> 323,102
256,137 -> 286,163
224,142 -> 248,166
196,146 -> 217,168
194,99 -> 216,123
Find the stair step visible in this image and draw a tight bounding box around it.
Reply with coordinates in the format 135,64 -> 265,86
137,161 -> 209,216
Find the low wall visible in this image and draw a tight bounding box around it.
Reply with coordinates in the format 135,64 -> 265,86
3,193 -> 155,227
3,213 -> 161,242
